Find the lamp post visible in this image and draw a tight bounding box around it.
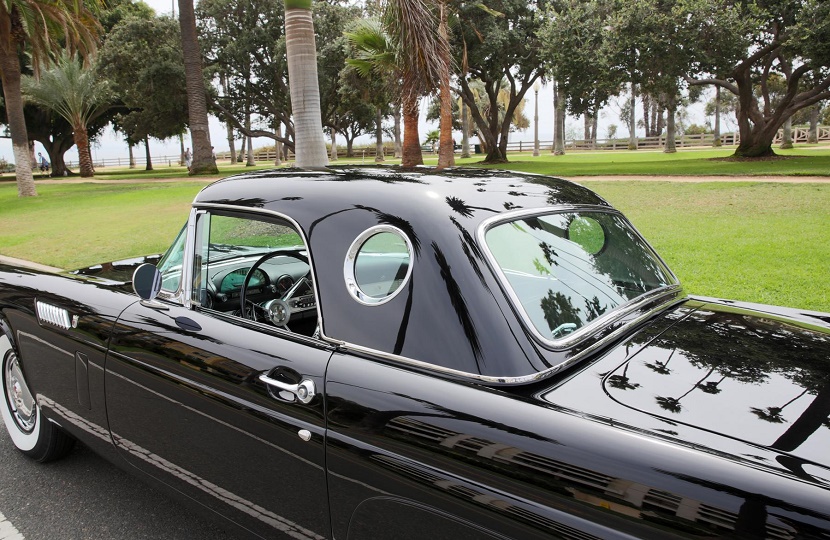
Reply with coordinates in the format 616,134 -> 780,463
533,81 -> 541,157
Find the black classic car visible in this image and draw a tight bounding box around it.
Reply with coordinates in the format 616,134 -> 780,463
2,168 -> 829,539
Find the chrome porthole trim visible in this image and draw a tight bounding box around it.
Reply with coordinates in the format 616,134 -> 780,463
343,225 -> 414,307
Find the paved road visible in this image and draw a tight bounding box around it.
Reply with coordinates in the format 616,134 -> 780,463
0,428 -> 233,539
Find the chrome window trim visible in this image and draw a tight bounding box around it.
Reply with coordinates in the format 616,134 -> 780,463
476,206 -> 681,351
190,203 -> 330,343
157,207 -> 200,308
343,225 -> 414,306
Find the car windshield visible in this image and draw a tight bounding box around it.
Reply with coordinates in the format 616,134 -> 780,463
484,211 -> 677,342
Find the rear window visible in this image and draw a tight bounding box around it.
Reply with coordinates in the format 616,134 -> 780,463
483,211 -> 677,343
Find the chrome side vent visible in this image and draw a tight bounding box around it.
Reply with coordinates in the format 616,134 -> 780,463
36,301 -> 72,330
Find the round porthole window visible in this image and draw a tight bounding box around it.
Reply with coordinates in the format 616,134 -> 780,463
344,225 -> 413,305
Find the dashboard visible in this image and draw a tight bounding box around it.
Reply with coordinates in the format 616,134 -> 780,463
200,253 -> 317,324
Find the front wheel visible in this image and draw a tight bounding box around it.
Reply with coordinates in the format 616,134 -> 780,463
1,332 -> 74,462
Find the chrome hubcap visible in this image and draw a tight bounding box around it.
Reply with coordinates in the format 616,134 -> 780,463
4,352 -> 36,432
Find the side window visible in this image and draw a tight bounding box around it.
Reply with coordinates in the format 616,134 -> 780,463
344,225 -> 413,305
157,224 -> 187,293
192,211 -> 319,337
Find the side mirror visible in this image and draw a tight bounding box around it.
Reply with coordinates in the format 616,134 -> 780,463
133,263 -> 162,301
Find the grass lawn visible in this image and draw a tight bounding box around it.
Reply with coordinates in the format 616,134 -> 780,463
1,155 -> 828,312
0,182 -> 205,269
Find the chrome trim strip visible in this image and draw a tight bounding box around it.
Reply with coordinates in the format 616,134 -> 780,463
476,206 -> 681,351
343,224 -> 414,306
190,203 -> 336,345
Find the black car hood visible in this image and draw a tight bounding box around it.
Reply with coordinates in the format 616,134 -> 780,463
70,255 -> 161,283
603,300 -> 830,468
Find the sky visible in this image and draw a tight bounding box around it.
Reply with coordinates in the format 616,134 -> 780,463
0,0 -> 710,166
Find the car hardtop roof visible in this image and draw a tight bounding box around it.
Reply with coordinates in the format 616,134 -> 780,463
194,166 -> 612,225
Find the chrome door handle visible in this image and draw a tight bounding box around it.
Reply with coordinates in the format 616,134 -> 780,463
259,374 -> 316,404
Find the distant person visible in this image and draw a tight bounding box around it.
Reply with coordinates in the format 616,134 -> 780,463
184,147 -> 192,170
38,152 -> 49,173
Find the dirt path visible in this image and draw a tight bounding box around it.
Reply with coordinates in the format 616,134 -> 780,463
9,173 -> 830,185
569,175 -> 830,183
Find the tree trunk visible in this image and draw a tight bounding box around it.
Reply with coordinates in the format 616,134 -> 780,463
179,133 -> 185,166
808,106 -> 818,144
642,94 -> 651,137
583,114 -> 590,143
274,123 -> 283,165
284,2 -> 328,168
0,47 -> 36,196
393,102 -> 402,158
346,137 -> 354,157
436,2 -> 454,170
374,107 -> 384,162
128,141 -> 136,169
178,0 -> 218,175
628,80 -> 638,150
238,136 -> 245,162
246,131 -> 255,166
74,122 -> 94,177
553,81 -> 565,155
330,129 -> 338,161
779,117 -> 793,149
664,95 -> 677,154
460,101 -> 470,158
144,137 -> 153,171
221,72 -> 237,162
713,86 -> 722,147
401,93 -> 423,167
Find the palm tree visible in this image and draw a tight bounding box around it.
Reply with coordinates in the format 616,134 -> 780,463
284,0 -> 328,168
386,0 -> 449,168
22,53 -> 110,177
0,0 -> 98,196
347,1 -> 449,168
178,0 -> 218,174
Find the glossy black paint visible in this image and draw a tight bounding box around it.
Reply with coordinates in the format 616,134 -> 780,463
1,167 -> 829,540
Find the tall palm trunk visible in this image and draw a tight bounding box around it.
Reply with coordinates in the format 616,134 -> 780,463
436,2 -> 454,170
0,48 -> 36,196
401,92 -> 423,167
74,121 -> 94,176
284,0 -> 328,168
178,0 -> 218,175
330,129 -> 338,161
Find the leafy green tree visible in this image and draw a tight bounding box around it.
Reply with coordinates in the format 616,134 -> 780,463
198,0 -> 292,153
454,0 -> 546,163
0,0 -> 99,196
22,53 -> 111,177
178,0 -> 218,173
682,0 -> 830,157
539,0 -> 622,147
98,16 -> 189,151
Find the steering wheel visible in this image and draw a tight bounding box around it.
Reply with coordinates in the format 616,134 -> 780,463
239,249 -> 309,325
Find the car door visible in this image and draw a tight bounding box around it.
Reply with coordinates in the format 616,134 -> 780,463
105,209 -> 332,540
